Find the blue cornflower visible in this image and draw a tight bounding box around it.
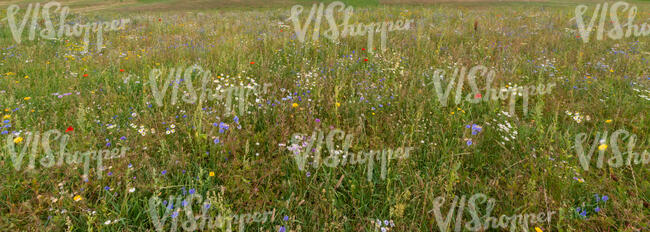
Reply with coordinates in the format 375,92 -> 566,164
1,130 -> 8,135
466,140 -> 473,146
204,204 -> 211,209
161,170 -> 167,175
120,136 -> 126,140
602,195 -> 608,202
594,207 -> 600,212
580,210 -> 587,217
181,200 -> 187,207
171,211 -> 179,218
189,189 -> 195,195
214,138 -> 220,144
104,186 -> 110,191
2,120 -> 9,123
283,216 -> 289,221
278,226 -> 286,232
234,116 -> 239,124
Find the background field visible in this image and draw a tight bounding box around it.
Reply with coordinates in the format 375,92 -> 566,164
0,0 -> 649,231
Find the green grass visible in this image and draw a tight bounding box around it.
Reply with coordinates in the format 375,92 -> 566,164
0,0 -> 648,231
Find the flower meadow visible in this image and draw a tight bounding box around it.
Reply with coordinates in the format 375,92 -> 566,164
0,0 -> 648,231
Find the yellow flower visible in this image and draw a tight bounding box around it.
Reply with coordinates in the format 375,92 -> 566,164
23,97 -> 31,100
605,119 -> 612,123
73,195 -> 82,201
598,144 -> 608,151
335,102 -> 340,107
209,172 -> 215,177
24,75 -> 28,79
609,69 -> 614,73
13,137 -> 23,144
3,114 -> 10,119
292,103 -> 298,108
535,227 -> 543,232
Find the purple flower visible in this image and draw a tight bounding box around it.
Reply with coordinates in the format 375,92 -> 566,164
171,211 -> 179,218
189,189 -> 195,194
580,210 -> 587,217
315,118 -> 321,123
594,207 -> 600,212
284,216 -> 289,221
107,172 -> 113,176
161,170 -> 167,175
181,200 -> 187,207
120,136 -> 126,140
104,186 -> 110,191
278,226 -> 286,232
466,140 -> 473,146
214,138 -> 220,144
306,172 -> 311,177
204,204 -> 211,209
602,195 -> 608,202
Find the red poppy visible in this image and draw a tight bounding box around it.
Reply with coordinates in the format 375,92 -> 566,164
119,69 -> 125,72
364,59 -> 368,62
280,29 -> 283,32
475,93 -> 482,99
250,62 -> 255,64
158,18 -> 162,22
362,48 -> 366,51
83,74 -> 89,77
65,126 -> 74,133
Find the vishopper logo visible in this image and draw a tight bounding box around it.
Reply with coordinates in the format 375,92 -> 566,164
1,1 -> 130,52
423,65 -> 556,118
148,193 -> 274,232
148,65 -> 272,116
3,129 -> 128,180
574,128 -> 649,171
428,193 -> 555,232
288,1 -> 413,53
574,1 -> 650,43
287,127 -> 413,182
